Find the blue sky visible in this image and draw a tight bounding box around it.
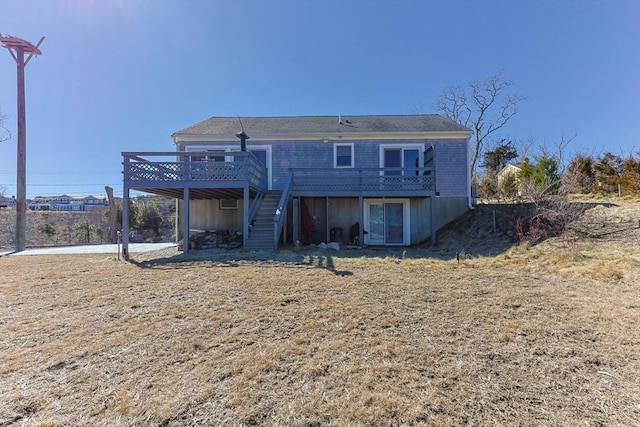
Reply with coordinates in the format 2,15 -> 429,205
1,0 -> 639,198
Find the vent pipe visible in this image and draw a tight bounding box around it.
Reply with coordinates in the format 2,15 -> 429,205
235,131 -> 249,152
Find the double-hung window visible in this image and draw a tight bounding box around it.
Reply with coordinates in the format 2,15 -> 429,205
334,143 -> 354,168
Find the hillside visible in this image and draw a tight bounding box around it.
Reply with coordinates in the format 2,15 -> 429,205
435,195 -> 640,257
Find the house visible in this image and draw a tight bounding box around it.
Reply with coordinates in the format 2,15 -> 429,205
28,194 -> 108,211
0,195 -> 16,210
496,164 -> 522,197
121,114 -> 473,254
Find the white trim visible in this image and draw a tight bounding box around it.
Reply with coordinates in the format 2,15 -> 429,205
333,142 -> 354,168
364,198 -> 410,246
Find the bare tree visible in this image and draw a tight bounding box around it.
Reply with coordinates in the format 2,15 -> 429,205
434,72 -> 527,181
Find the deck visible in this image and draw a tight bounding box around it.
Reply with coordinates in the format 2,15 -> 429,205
122,151 -> 269,199
122,152 -> 435,198
289,167 -> 435,197
121,152 -> 437,253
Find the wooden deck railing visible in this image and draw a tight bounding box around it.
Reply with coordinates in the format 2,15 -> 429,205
122,151 -> 269,190
290,167 -> 436,194
123,153 -> 435,195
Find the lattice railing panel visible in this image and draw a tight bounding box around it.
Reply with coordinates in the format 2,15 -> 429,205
123,152 -> 268,191
291,168 -> 436,193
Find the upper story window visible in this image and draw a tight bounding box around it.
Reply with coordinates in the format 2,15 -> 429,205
379,143 -> 424,176
334,143 -> 354,168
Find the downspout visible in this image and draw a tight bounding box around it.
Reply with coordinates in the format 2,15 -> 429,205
467,135 -> 475,211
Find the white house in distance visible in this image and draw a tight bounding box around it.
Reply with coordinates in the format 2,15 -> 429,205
496,164 -> 522,196
28,194 -> 108,211
121,114 -> 474,254
0,195 -> 16,210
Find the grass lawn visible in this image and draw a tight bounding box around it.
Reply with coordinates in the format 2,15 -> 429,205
1,199 -> 639,426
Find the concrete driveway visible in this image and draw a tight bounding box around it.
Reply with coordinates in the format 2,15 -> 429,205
0,243 -> 176,257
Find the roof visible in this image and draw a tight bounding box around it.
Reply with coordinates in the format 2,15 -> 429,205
172,114 -> 472,139
32,194 -> 106,201
497,164 -> 522,176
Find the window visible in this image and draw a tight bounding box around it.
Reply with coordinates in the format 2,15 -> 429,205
379,144 -> 423,176
334,143 -> 354,168
220,199 -> 238,209
364,199 -> 410,245
191,150 -> 225,162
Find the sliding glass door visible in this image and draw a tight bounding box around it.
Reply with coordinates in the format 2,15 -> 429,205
365,199 -> 409,245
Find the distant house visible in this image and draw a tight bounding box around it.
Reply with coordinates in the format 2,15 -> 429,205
496,164 -> 522,196
28,194 -> 108,211
0,196 -> 16,210
121,114 -> 473,253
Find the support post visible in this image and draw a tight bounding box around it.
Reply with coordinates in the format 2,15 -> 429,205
175,198 -> 180,245
430,196 -> 436,246
1,35 -> 44,252
243,185 -> 250,248
359,195 -> 364,245
15,47 -> 26,251
182,188 -> 190,253
283,206 -> 288,246
292,197 -> 300,243
325,197 -> 330,243
122,188 -> 130,258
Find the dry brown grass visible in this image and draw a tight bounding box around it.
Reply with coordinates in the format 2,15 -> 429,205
1,198 -> 639,426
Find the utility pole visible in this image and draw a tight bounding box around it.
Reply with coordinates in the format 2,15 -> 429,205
1,34 -> 45,252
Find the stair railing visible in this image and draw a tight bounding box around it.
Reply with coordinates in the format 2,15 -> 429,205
273,171 -> 293,250
247,191 -> 264,234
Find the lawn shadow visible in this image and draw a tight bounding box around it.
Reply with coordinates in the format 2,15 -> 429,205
126,246 -> 444,275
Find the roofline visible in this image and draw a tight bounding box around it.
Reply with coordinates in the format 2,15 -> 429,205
175,113 -> 452,121
499,164 -> 522,171
172,131 -> 473,144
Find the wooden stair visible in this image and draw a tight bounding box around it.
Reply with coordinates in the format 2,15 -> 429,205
244,192 -> 281,250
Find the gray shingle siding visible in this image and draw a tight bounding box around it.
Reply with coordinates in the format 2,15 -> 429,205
434,139 -> 469,197
174,114 -> 472,194
179,138 -> 469,195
